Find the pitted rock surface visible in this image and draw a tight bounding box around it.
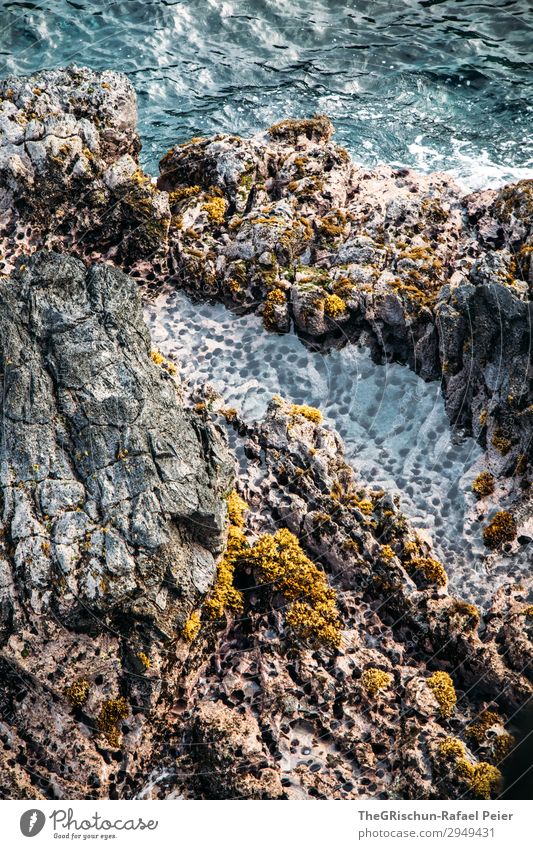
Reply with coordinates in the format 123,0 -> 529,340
135,398 -> 532,800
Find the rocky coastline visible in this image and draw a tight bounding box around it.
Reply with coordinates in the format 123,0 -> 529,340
0,66 -> 531,800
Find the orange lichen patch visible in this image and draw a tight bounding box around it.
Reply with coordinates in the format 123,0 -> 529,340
267,115 -> 333,143
202,195 -> 226,224
247,528 -> 341,648
263,287 -> 286,329
408,556 -> 447,587
181,611 -> 202,642
491,430 -> 512,455
288,403 -> 323,424
493,733 -> 515,760
427,671 -> 456,718
169,185 -> 201,204
65,679 -> 90,707
361,667 -> 392,696
221,407 -> 238,422
472,471 -> 495,498
468,711 -> 500,744
137,652 -> 151,669
316,211 -> 348,245
456,760 -> 502,800
329,479 -> 375,516
466,712 -> 514,763
450,600 -> 480,631
482,511 -> 516,549
97,697 -> 129,748
438,738 -> 502,799
380,544 -> 396,561
388,278 -> 432,309
356,499 -> 374,515
151,349 -> 177,375
438,737 -> 465,760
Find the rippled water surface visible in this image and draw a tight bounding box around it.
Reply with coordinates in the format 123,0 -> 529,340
1,0 -> 532,188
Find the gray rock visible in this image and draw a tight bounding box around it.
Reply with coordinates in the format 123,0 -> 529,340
0,251 -> 232,798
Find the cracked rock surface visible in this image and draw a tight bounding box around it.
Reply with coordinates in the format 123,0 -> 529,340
0,251 -> 232,798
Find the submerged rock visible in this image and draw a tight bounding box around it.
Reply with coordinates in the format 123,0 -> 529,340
0,251 -> 232,798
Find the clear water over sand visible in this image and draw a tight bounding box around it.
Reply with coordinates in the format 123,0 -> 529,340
144,288 -> 495,601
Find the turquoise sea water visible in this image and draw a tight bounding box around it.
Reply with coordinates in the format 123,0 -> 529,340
1,0 -> 532,187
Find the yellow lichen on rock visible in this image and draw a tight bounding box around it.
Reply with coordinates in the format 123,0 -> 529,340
65,678 -> 90,707
438,737 -> 465,760
97,697 -> 129,748
468,710 -> 501,744
408,556 -> 448,587
324,293 -> 347,318
182,611 -> 202,642
267,115 -> 333,143
204,526 -> 246,619
202,195 -> 226,224
437,737 -> 502,798
472,471 -> 495,498
427,671 -> 457,718
247,527 -> 341,648
137,651 -> 151,669
483,511 -> 516,549
491,430 -> 512,455
151,349 -> 177,375
361,667 -> 392,696
288,403 -> 323,424
263,288 -> 286,329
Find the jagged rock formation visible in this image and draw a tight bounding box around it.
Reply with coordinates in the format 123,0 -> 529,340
0,67 -> 531,517
0,67 -> 169,270
0,66 -> 531,801
0,252 -> 232,798
135,398 -> 532,800
158,123 -> 532,514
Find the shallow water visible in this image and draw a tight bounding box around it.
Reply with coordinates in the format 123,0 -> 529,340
1,0 -> 532,189
144,287 -> 494,601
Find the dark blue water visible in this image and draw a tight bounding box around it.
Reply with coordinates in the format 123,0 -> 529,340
1,0 -> 532,188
